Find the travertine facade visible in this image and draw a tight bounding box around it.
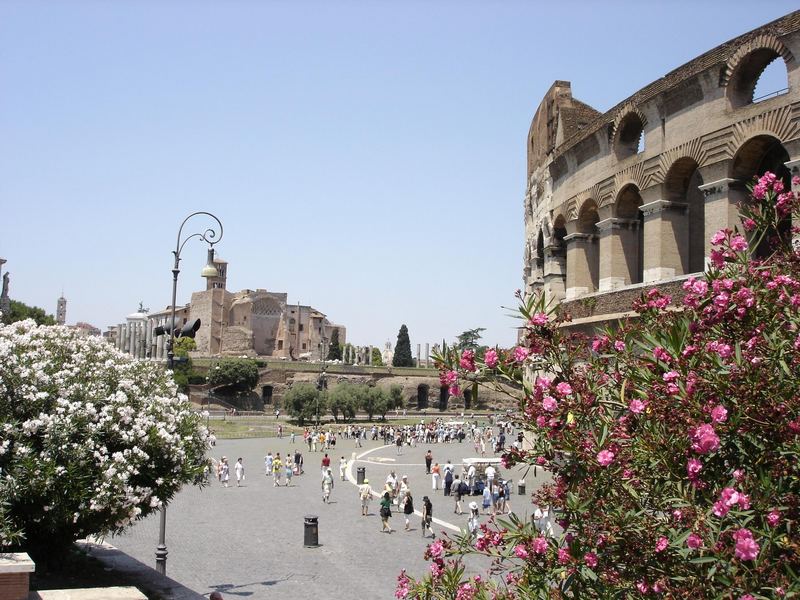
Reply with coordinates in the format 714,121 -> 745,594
524,12 -> 800,328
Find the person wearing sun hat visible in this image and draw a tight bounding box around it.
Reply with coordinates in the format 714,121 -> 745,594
358,478 -> 372,516
468,501 -> 480,539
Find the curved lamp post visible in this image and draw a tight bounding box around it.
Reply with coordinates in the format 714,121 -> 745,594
156,211 -> 223,577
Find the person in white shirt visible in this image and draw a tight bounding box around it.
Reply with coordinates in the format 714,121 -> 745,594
234,458 -> 245,487
339,456 -> 348,481
467,464 -> 476,493
485,465 -> 496,490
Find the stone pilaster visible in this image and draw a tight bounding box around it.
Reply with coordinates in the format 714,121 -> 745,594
640,199 -> 688,283
564,232 -> 597,300
596,217 -> 639,291
542,243 -> 566,305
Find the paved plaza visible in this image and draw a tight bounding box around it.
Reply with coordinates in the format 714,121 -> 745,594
106,430 -> 549,599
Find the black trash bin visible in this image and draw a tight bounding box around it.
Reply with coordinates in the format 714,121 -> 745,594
518,480 -> 526,495
304,515 -> 319,547
356,466 -> 366,485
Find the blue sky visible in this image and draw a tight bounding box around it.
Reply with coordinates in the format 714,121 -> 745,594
1,1 -> 796,349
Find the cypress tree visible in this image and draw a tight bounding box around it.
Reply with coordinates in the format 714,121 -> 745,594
327,328 -> 343,360
392,324 -> 414,367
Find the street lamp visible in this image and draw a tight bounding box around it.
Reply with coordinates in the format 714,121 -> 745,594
156,211 -> 223,577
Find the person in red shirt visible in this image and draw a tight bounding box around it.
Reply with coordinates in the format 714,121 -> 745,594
321,453 -> 331,477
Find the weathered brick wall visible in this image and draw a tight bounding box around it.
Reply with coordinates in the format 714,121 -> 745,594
559,279 -> 689,321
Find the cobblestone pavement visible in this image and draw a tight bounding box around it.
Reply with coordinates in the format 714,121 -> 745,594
109,434 -> 549,599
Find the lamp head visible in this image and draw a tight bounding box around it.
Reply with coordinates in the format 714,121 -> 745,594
201,248 -> 218,278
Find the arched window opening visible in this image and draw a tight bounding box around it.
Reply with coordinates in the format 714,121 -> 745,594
732,135 -> 791,258
752,57 -> 790,102
417,384 -> 429,409
729,49 -> 789,107
616,186 -> 644,284
665,158 -> 705,273
438,386 -> 449,411
615,113 -> 645,159
536,230 -> 545,272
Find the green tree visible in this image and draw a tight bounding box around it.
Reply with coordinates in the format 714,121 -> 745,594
284,383 -> 325,425
326,328 -> 342,360
455,327 -> 486,351
207,358 -> 259,393
392,324 -> 414,367
327,383 -> 357,423
171,338 -> 198,392
6,300 -> 56,325
388,384 -> 404,409
360,386 -> 391,421
371,347 -> 383,366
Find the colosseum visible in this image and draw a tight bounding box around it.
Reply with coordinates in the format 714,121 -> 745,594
523,11 -> 800,331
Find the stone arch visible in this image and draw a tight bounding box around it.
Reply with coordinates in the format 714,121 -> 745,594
723,35 -> 793,108
614,185 -> 644,284
417,384 -> 429,409
612,108 -> 647,159
731,135 -> 791,257
536,229 -> 545,272
664,157 -> 705,273
438,385 -> 449,411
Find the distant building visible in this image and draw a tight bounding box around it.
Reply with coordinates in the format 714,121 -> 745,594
56,296 -> 67,325
71,321 -> 101,337
109,257 -> 346,360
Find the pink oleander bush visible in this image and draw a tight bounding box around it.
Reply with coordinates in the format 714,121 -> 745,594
401,173 -> 800,599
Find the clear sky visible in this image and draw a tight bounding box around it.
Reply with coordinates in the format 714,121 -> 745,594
1,1 -> 796,349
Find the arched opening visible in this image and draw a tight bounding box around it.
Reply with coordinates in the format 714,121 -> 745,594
615,113 -> 645,159
665,158 -> 705,273
417,384 -> 429,409
536,230 -> 545,273
615,185 -> 644,284
577,202 -> 600,292
463,388 -> 472,409
262,385 -> 274,405
438,385 -> 449,411
732,135 -> 791,258
729,50 -> 789,107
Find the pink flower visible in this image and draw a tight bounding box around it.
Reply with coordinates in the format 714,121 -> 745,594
687,458 -> 703,479
637,581 -> 649,593
690,423 -> 720,454
655,536 -> 669,552
711,405 -> 728,423
514,544 -> 529,559
733,469 -> 744,482
557,548 -> 571,564
767,510 -> 781,527
614,340 -> 626,352
532,536 -> 548,554
653,346 -> 672,362
512,346 -> 530,363
686,533 -> 702,549
555,382 -> 573,397
742,218 -> 756,231
629,399 -> 645,414
596,449 -> 615,467
448,384 -> 461,397
730,234 -> 748,252
430,562 -> 443,578
459,349 -> 476,372
529,312 -> 548,326
733,528 -> 760,561
441,370 -> 458,386
711,229 -> 728,245
484,348 -> 499,369
739,595 -> 755,600
535,415 -> 546,427
542,396 -> 558,412
583,552 -> 598,568
428,539 -> 444,559
662,370 -> 679,383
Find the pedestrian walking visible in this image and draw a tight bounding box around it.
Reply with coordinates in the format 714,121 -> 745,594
339,456 -> 347,481
285,461 -> 293,486
421,496 -> 433,538
321,453 -> 331,477
379,492 -> 393,533
395,434 -> 403,456
431,462 -> 441,492
482,484 -> 493,515
322,468 -> 334,503
220,457 -> 230,488
403,491 -> 415,530
290,431 -> 296,444
467,501 -> 480,539
444,467 -> 453,497
359,478 -> 372,516
234,458 -> 245,487
264,452 -> 273,476
453,475 -> 467,514
424,450 -> 432,474
272,454 -> 283,487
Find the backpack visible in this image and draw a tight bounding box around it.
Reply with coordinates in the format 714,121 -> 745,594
459,481 -> 469,496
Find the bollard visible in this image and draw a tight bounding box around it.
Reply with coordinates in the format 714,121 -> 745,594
356,466 -> 366,485
304,515 -> 319,547
518,480 -> 526,495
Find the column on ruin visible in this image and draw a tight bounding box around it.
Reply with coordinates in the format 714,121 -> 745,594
116,324 -> 123,350
543,243 -> 566,305
368,345 -> 373,366
120,323 -> 128,355
698,177 -> 743,261
425,343 -> 430,368
786,157 -> 800,248
146,320 -> 153,359
640,199 -> 688,283
125,322 -> 133,356
416,344 -> 421,368
596,217 -> 639,291
563,233 -> 597,300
